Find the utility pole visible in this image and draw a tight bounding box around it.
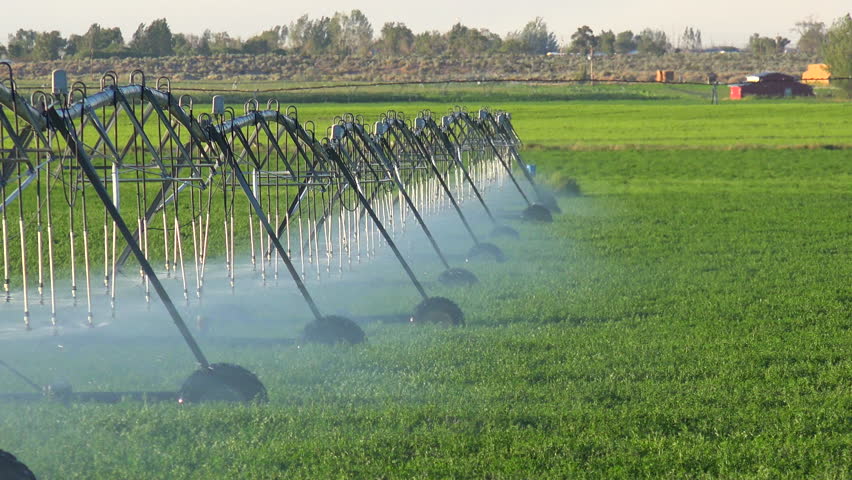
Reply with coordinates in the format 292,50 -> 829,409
587,47 -> 594,86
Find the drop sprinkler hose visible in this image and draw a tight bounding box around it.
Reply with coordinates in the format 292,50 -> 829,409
390,120 -> 483,246
324,145 -> 429,300
272,120 -> 325,243
457,115 -> 533,207
304,182 -> 347,252
422,118 -> 505,225
207,127 -> 326,321
49,108 -> 211,370
474,113 -> 548,201
348,124 -> 454,272
442,119 -> 531,208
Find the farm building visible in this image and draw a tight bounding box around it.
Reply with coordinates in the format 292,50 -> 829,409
802,64 -> 831,85
655,70 -> 675,83
729,72 -> 814,99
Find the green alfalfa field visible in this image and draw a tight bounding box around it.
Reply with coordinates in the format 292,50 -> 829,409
0,84 -> 850,479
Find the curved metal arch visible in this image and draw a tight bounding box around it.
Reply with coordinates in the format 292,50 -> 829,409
0,82 -> 46,131
213,109 -> 342,247
413,114 -> 503,226
214,109 -> 329,168
382,117 -> 484,247
335,118 -> 460,274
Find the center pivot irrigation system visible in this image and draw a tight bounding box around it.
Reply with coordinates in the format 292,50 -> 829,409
0,66 -> 560,404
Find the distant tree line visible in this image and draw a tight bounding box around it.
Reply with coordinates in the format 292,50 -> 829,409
0,14 -> 558,60
564,26 -> 675,55
0,12 -> 849,63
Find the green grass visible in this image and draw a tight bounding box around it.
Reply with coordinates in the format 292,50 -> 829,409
1,87 -> 850,478
512,102 -> 852,149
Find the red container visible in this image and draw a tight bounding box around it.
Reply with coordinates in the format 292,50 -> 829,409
729,85 -> 742,100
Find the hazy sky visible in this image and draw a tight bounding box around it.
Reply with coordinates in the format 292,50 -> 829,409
2,0 -> 849,48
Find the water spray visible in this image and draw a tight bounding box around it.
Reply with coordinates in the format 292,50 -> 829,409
324,144 -> 465,325
420,113 -> 519,236
344,117 -> 478,286
387,115 -> 507,263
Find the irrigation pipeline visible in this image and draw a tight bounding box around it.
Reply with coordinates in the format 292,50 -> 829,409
0,67 -> 550,343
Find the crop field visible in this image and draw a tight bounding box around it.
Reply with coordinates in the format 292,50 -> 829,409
0,83 -> 850,479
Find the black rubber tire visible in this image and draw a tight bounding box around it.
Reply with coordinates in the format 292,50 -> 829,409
466,242 -> 506,263
178,363 -> 268,404
489,225 -> 520,239
302,315 -> 366,345
437,268 -> 479,286
0,450 -> 37,480
411,297 -> 464,326
521,204 -> 553,223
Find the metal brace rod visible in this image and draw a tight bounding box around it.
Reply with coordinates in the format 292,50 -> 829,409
48,108 -> 210,369
325,145 -> 429,300
431,119 -> 507,219
207,127 -> 325,321
389,121 -> 481,245
450,118 -> 531,206
349,124 -> 452,270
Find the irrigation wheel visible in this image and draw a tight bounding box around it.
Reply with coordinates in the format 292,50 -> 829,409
466,242 -> 506,263
302,315 -> 366,345
0,450 -> 37,480
521,204 -> 553,223
438,268 -> 479,286
489,225 -> 520,239
178,363 -> 268,404
411,297 -> 464,326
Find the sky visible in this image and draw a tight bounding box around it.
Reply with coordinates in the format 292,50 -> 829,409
1,0 -> 849,48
